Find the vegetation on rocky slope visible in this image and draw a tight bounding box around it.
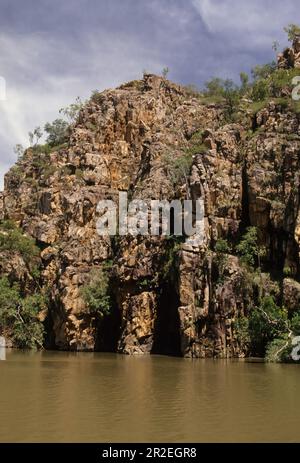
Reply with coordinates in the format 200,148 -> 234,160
0,25 -> 300,361
0,221 -> 46,348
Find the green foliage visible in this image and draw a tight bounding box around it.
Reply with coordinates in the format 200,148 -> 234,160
138,278 -> 154,291
215,238 -> 231,254
162,67 -> 169,79
160,235 -> 183,283
262,307 -> 300,362
90,89 -> 102,104
265,337 -> 291,362
236,226 -> 265,269
59,97 -> 84,123
251,63 -> 276,81
75,168 -> 84,181
215,238 -> 231,284
32,144 -> 52,155
283,266 -> 292,277
284,24 -> 300,42
291,313 -> 300,335
249,296 -> 288,355
183,84 -> 201,98
222,79 -> 241,121
0,277 -> 45,349
204,77 -> 224,96
186,130 -> 207,156
81,263 -> 112,317
237,227 -> 258,267
0,221 -> 40,273
234,316 -> 251,349
9,165 -> 23,181
44,119 -> 69,147
28,126 -> 43,147
163,152 -> 193,188
250,67 -> 299,102
204,78 -> 241,121
251,79 -> 270,101
43,164 -> 57,180
291,99 -> 300,114
14,144 -> 25,160
240,72 -> 249,93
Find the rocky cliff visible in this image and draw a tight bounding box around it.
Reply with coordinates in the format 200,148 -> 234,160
1,51 -> 300,358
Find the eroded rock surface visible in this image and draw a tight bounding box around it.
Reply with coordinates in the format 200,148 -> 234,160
1,73 -> 300,357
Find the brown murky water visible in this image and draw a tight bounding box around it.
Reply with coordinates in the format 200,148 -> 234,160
0,350 -> 300,442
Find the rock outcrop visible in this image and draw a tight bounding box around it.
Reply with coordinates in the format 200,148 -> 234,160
278,34 -> 300,69
0,71 -> 300,358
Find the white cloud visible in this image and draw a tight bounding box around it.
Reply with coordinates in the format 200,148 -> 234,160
0,31 -> 164,189
191,0 -> 297,46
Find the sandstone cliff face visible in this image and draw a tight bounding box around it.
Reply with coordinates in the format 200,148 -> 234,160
0,72 -> 300,357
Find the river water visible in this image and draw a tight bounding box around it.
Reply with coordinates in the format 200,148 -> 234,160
0,350 -> 299,442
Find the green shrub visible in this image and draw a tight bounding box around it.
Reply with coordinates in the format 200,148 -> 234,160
138,278 -> 154,290
251,63 -> 276,81
236,226 -> 266,269
163,152 -> 193,189
240,72 -> 249,94
44,119 -> 69,147
90,90 -> 102,104
203,78 -> 241,121
0,277 -> 45,349
265,337 -> 291,362
215,238 -> 231,254
215,238 -> 231,283
204,77 -> 224,96
291,100 -> 300,114
234,316 -> 251,349
283,266 -> 292,277
32,144 -> 51,155
291,313 -> 300,335
250,67 -> 299,102
284,24 -> 300,42
251,79 -> 270,101
249,296 -> 288,355
0,221 -> 40,274
28,126 -> 43,147
81,264 -> 112,317
14,144 -> 25,160
59,97 -> 84,123
31,151 -> 50,169
183,84 -> 201,98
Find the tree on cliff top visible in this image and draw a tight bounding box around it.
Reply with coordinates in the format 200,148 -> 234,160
284,24 -> 300,42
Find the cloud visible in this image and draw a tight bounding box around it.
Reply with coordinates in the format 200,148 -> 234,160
191,0 -> 298,47
0,0 -> 299,189
0,28 -> 165,188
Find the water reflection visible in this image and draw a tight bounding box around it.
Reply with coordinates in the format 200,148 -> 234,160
0,351 -> 300,442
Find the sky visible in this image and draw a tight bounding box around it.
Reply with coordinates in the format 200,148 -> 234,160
0,0 -> 299,189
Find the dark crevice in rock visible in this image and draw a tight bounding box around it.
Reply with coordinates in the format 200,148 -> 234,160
95,305 -> 121,352
43,301 -> 64,350
152,283 -> 181,356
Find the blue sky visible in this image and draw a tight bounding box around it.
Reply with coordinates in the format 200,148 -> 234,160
0,0 -> 299,188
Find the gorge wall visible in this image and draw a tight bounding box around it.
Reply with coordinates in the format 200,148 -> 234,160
0,61 -> 300,357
